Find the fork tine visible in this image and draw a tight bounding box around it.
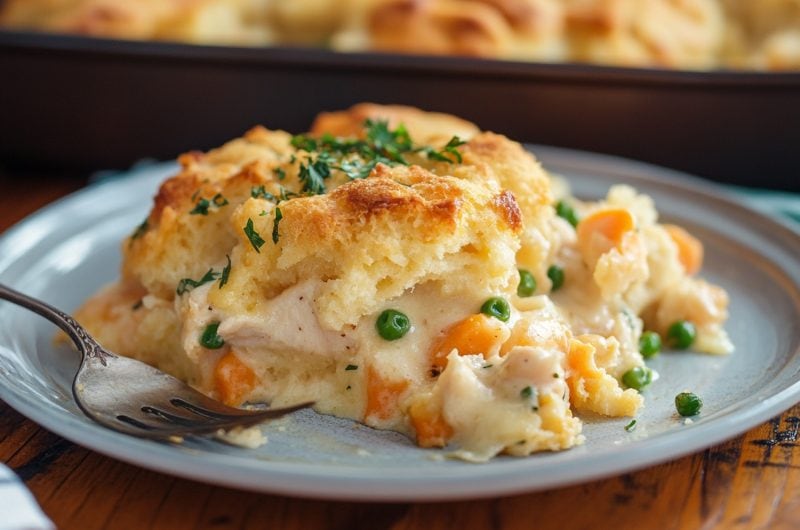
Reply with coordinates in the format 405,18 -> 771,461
140,406 -> 208,427
115,414 -> 160,431
169,397 -> 235,420
170,398 -> 313,421
107,401 -> 315,439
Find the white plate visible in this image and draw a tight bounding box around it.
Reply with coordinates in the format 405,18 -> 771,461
1,147 -> 799,501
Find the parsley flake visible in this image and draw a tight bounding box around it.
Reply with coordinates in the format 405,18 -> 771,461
190,193 -> 228,215
130,218 -> 149,241
520,385 -> 540,410
251,185 -> 276,202
244,218 -> 265,253
212,193 -> 228,207
298,157 -> 329,195
189,197 -> 210,215
625,419 -> 637,432
272,207 -> 283,244
176,268 -> 219,295
422,136 -> 466,163
218,255 -> 231,289
345,364 -> 359,371
279,186 -> 301,202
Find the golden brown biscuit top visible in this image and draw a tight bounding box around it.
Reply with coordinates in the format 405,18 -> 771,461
123,104 -> 549,319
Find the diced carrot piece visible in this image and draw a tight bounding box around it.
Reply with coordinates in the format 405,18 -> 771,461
409,398 -> 453,448
364,366 -> 410,421
577,208 -> 636,251
664,224 -> 704,275
214,351 -> 257,406
429,314 -> 506,372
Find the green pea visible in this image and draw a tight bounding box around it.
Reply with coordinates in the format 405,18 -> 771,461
517,269 -> 537,297
622,366 -> 653,391
555,200 -> 579,228
547,265 -> 565,291
199,322 -> 224,349
480,297 -> 511,322
639,331 -> 662,359
667,320 -> 696,349
675,392 -> 703,417
376,309 -> 410,341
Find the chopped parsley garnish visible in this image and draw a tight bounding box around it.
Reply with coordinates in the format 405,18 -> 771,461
422,136 -> 467,163
218,255 -> 231,288
244,218 -> 265,253
482,364 -> 494,369
190,193 -> 228,215
521,385 -> 539,411
190,198 -> 210,215
251,185 -> 276,202
176,268 -> 219,295
298,156 -> 330,195
272,207 -> 283,244
291,134 -> 318,152
335,158 -> 378,181
130,218 -> 149,241
212,193 -> 228,207
199,322 -> 224,349
625,419 -> 637,432
345,364 -> 359,371
364,120 -> 412,164
274,167 -> 286,180
279,186 -> 301,202
284,120 -> 466,196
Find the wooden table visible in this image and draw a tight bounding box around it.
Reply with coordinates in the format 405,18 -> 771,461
2,173 -> 800,530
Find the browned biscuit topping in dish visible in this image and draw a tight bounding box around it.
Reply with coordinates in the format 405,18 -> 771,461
2,0 -> 798,70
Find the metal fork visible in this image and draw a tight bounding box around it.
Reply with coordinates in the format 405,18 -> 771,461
0,283 -> 312,439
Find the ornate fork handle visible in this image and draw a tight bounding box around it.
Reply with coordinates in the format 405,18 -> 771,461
0,283 -> 114,364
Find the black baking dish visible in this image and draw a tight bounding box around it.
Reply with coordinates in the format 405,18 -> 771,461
1,30 -> 798,190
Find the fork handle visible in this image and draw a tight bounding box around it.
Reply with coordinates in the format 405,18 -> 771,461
0,283 -> 114,363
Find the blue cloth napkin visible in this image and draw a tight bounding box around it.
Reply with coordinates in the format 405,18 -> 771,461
0,464 -> 54,530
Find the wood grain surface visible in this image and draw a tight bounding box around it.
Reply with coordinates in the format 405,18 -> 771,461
1,176 -> 799,530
